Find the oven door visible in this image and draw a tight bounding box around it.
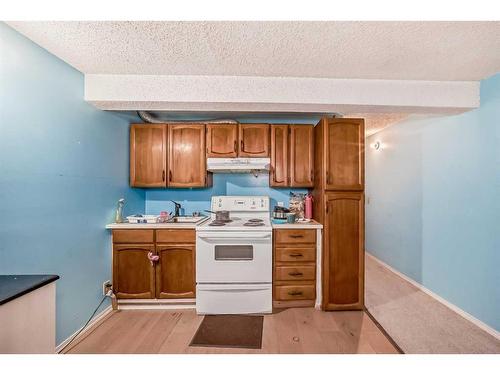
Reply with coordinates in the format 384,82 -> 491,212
196,231 -> 272,283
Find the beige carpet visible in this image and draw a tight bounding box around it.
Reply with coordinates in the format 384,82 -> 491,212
365,254 -> 500,354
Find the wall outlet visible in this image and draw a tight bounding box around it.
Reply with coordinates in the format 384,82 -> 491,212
102,280 -> 112,296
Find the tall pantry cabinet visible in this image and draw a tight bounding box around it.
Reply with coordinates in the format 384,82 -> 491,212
312,118 -> 365,310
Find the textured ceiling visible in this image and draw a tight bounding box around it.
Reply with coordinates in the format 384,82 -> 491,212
8,21 -> 500,80
345,113 -> 410,136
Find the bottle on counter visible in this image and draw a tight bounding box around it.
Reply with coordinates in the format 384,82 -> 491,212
114,198 -> 125,223
304,194 -> 313,219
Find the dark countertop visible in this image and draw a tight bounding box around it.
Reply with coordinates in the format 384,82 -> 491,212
0,275 -> 59,306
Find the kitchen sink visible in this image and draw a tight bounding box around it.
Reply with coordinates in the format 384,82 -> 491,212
167,216 -> 207,223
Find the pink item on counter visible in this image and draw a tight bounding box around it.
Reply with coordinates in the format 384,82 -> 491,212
304,194 -> 313,219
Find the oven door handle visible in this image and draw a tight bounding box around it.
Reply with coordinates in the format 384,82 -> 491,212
197,233 -> 272,240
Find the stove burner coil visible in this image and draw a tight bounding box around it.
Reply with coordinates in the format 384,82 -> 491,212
243,222 -> 265,227
209,221 -> 226,226
248,218 -> 264,223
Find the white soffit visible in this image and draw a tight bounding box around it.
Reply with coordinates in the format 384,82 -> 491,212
85,74 -> 479,113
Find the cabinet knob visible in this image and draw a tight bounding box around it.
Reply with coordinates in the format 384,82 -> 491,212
147,252 -> 159,266
289,234 -> 303,238
288,290 -> 303,296
289,253 -> 303,258
288,271 -> 303,277
169,170 -> 172,182
240,140 -> 244,151
162,170 -> 165,182
234,140 -> 237,153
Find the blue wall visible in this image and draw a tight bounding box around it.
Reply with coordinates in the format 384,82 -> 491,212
366,73 -> 500,331
146,173 -> 308,215
0,23 -> 145,344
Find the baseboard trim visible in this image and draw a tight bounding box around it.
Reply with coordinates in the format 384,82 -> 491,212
117,298 -> 196,310
56,305 -> 113,353
366,252 -> 500,341
118,303 -> 195,310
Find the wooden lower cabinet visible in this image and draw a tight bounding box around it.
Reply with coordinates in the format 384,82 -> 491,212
112,229 -> 196,300
155,244 -> 195,299
322,192 -> 364,310
273,228 -> 317,308
112,244 -> 156,299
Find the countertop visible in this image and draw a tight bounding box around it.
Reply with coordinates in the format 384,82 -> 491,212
0,275 -> 60,306
106,218 -> 323,229
106,217 -> 209,229
271,219 -> 323,229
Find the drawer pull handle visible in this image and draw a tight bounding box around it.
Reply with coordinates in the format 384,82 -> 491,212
289,253 -> 303,257
288,271 -> 303,277
289,235 -> 304,238
288,291 -> 303,296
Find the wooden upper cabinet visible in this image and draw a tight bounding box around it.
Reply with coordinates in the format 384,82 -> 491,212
112,243 -> 155,299
324,118 -> 364,191
322,192 -> 364,310
239,124 -> 270,157
130,124 -> 167,187
155,244 -> 195,299
270,125 -> 289,187
206,124 -> 238,158
168,124 -> 207,187
270,124 -> 314,187
290,125 -> 314,187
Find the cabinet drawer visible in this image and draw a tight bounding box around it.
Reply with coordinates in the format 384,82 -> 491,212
275,284 -> 315,301
275,265 -> 316,281
112,230 -> 154,243
156,229 -> 195,244
275,247 -> 316,262
275,229 -> 316,244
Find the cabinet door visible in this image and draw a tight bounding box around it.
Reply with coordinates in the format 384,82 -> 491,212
156,244 -> 195,299
323,192 -> 364,310
130,124 -> 167,187
168,124 -> 207,187
238,124 -> 270,157
290,125 -> 314,187
325,119 -> 364,191
112,244 -> 155,299
270,125 -> 289,187
206,124 -> 238,157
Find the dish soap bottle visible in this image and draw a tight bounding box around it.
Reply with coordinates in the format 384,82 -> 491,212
115,198 -> 125,223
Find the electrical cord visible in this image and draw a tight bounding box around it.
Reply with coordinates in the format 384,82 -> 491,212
58,292 -> 110,353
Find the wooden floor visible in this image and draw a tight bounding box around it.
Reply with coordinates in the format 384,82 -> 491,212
64,307 -> 399,354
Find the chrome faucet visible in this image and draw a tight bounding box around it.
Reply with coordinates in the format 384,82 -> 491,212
171,200 -> 182,217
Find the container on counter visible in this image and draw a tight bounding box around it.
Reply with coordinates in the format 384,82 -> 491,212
157,211 -> 170,223
126,215 -> 158,224
286,212 -> 297,224
304,194 -> 313,219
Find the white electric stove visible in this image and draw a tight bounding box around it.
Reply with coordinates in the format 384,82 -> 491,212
195,196 -> 272,315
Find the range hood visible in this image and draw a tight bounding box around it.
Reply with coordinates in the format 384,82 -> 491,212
207,158 -> 270,173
